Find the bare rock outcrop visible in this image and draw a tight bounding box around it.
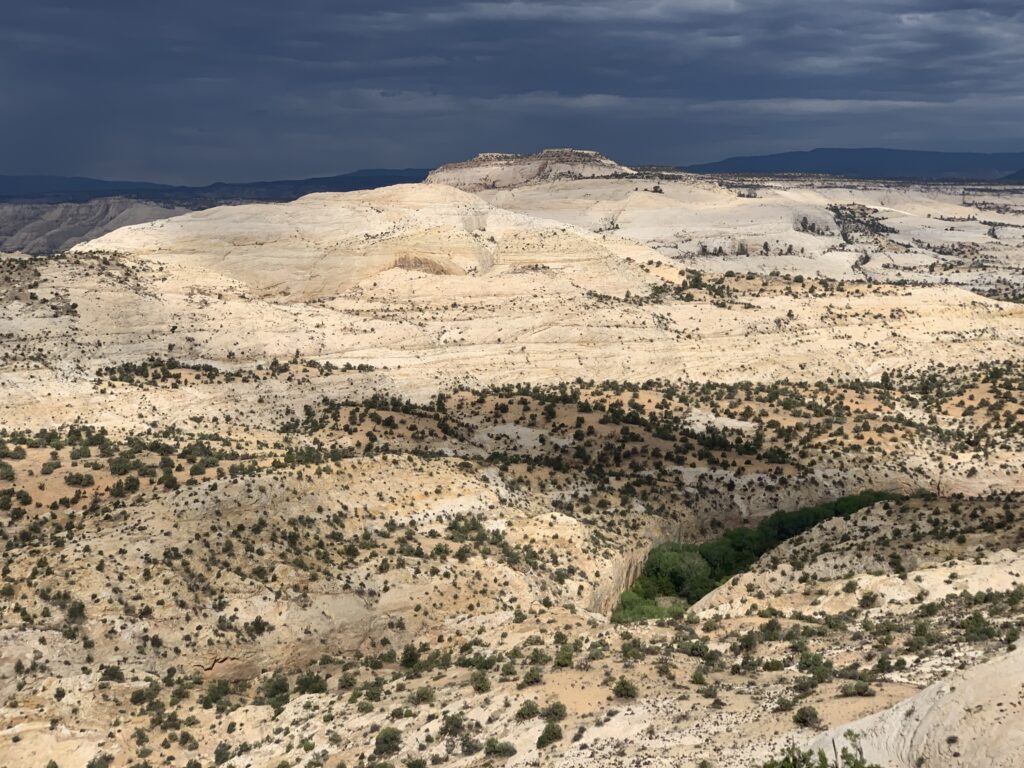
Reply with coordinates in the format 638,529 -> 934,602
813,646 -> 1024,768
426,148 -> 635,190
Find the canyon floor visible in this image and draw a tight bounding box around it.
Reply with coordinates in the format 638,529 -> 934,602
1,150 -> 1023,768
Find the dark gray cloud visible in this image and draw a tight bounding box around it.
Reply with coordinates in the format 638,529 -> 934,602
2,1 -> 1021,182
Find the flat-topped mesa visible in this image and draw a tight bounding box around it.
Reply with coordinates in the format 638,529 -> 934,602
426,147 -> 635,190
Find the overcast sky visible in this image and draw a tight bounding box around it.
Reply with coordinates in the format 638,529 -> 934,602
3,1 -> 1022,183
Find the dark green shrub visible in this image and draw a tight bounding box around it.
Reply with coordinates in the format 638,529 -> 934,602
484,737 -> 517,757
515,699 -> 539,720
295,672 -> 327,694
612,677 -> 637,699
470,669 -> 491,693
260,671 -> 290,712
541,701 -> 567,721
536,721 -> 562,749
214,742 -> 232,765
793,705 -> 821,728
375,726 -> 402,756
518,666 -> 542,688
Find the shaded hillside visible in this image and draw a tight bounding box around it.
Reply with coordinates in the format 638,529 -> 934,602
0,168 -> 431,254
0,168 -> 430,204
0,198 -> 188,255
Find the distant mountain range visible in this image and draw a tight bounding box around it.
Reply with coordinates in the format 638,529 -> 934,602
5,149 -> 1024,206
683,148 -> 1024,181
0,176 -> 171,199
0,168 -> 431,203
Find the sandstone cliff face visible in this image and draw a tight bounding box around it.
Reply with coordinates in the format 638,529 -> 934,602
587,518 -> 675,616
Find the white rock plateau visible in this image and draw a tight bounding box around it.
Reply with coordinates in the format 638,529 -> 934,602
74,182 -> 657,300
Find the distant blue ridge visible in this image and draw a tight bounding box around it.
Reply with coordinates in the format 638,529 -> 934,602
682,147 -> 1024,181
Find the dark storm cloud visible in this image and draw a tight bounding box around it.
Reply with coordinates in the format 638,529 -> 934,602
2,1 -> 1021,182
